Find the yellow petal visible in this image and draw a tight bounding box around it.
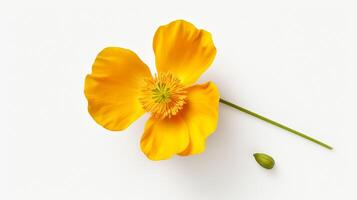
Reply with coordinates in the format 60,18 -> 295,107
141,115 -> 189,160
85,47 -> 152,131
153,20 -> 217,85
179,81 -> 220,156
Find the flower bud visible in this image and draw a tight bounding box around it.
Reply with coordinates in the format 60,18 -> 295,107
253,153 -> 275,169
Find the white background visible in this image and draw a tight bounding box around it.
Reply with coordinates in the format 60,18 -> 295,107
1,0 -> 357,199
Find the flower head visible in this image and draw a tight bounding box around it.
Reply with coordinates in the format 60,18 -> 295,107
85,20 -> 219,160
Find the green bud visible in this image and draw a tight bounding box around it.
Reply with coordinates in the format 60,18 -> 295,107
253,153 -> 275,169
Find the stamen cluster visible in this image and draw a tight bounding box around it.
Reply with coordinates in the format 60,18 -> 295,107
140,73 -> 187,119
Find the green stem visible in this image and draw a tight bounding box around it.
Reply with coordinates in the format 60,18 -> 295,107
219,98 -> 333,150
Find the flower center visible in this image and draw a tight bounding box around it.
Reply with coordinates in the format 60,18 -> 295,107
140,72 -> 187,119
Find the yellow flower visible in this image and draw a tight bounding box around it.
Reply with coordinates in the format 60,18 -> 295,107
84,20 -> 219,160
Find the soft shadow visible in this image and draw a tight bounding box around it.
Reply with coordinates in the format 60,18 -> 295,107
169,105 -> 252,198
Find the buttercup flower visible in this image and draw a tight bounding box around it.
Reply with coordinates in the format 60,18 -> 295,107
85,20 -> 219,160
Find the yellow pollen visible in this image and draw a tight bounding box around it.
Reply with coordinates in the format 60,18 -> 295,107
140,73 -> 187,119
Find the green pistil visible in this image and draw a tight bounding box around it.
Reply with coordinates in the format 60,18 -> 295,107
152,83 -> 171,103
